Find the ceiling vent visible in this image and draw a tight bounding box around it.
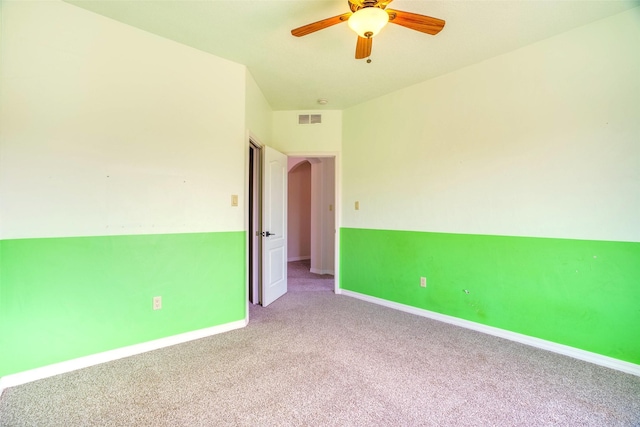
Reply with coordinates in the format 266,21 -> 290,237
298,114 -> 322,125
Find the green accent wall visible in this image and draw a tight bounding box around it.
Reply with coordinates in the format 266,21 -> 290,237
340,228 -> 640,364
0,232 -> 245,377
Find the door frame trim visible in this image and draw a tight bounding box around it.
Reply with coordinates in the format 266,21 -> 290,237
245,139 -> 342,319
245,132 -> 265,322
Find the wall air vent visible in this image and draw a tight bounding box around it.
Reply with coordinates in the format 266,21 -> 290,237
298,114 -> 322,125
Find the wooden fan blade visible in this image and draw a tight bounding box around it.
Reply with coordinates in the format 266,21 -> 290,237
355,36 -> 372,59
387,9 -> 445,35
291,13 -> 352,37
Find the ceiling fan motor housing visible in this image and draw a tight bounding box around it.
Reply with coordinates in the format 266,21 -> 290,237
349,0 -> 385,12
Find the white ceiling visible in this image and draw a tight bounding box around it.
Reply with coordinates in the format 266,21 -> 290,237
65,0 -> 639,111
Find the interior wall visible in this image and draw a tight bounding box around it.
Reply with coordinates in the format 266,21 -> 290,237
272,110 -> 342,154
340,8 -> 640,364
0,0 -> 247,377
245,70 -> 273,145
343,8 -> 639,241
287,161 -> 312,261
273,111 -> 341,276
311,158 -> 335,275
324,158 -> 335,273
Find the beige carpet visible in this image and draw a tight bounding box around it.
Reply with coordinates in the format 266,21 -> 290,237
1,261 -> 639,426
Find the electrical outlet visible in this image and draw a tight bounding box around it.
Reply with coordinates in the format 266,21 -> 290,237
153,296 -> 162,310
420,277 -> 427,288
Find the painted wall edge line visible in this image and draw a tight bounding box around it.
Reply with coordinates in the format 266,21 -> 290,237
339,289 -> 640,377
0,319 -> 248,396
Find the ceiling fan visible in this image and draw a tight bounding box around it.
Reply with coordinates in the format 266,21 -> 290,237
291,0 -> 445,60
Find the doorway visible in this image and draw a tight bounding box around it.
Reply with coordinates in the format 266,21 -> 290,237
287,156 -> 336,277
248,141 -> 262,305
287,161 -> 311,264
248,141 -> 288,307
248,144 -> 339,308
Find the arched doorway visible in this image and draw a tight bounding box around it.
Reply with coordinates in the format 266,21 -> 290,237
287,161 -> 312,263
287,157 -> 335,276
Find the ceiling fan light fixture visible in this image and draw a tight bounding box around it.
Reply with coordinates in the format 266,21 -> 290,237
348,7 -> 389,38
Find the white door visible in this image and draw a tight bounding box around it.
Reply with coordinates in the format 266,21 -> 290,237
261,146 -> 287,306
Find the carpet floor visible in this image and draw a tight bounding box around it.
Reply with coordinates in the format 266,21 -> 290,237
1,260 -> 639,426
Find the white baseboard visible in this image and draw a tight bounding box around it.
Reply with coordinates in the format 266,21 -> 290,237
288,256 -> 310,262
0,319 -> 247,396
340,289 -> 640,377
310,268 -> 335,275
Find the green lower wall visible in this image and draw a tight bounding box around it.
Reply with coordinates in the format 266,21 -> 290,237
340,228 -> 640,364
0,231 -> 245,377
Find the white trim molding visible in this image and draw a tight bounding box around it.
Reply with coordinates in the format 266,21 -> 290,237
288,256 -> 311,262
310,268 -> 335,276
0,319 -> 247,396
341,289 -> 640,377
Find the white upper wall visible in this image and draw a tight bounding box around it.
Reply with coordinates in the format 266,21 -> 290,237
3,2 -> 636,242
272,110 -> 342,154
0,0 -> 247,239
342,8 -> 640,242
245,71 -> 272,146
